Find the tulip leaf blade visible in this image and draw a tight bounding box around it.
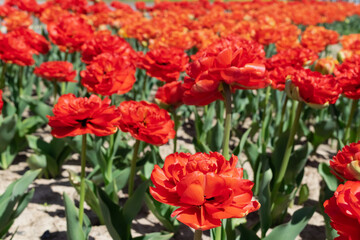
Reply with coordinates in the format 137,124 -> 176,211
0,114 -> 17,153
123,181 -> 150,224
318,162 -> 339,192
63,193 -> 91,240
132,232 -> 173,240
259,159 -> 273,237
263,206 -> 316,240
285,142 -> 313,184
238,224 -> 260,240
98,187 -> 130,240
0,169 -> 40,238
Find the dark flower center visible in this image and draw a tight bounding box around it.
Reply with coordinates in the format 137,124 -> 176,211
76,118 -> 91,127
205,197 -> 215,201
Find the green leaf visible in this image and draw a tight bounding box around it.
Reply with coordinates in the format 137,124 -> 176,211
18,116 -> 44,137
13,189 -> 35,218
0,170 -> 40,237
12,170 -> 41,197
208,121 -> 224,152
314,120 -> 337,138
27,154 -> 47,170
233,127 -> 252,157
0,145 -> 18,169
271,130 -> 289,177
203,102 -> 216,134
0,114 -> 17,153
259,160 -> 273,237
244,141 -> 259,170
98,188 -> 130,240
133,232 -> 173,240
112,168 -> 131,191
264,207 -> 316,240
311,120 -> 337,149
123,181 -> 150,224
68,171 -> 105,224
144,193 -> 175,232
193,137 -> 211,153
238,224 -> 260,240
298,184 -> 309,205
23,96 -> 52,122
318,163 -> 339,192
285,142 -> 313,184
63,193 -> 91,240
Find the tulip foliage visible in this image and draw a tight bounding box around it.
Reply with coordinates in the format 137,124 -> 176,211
1,0 -> 360,240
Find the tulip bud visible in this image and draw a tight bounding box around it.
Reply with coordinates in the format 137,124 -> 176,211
315,56 -> 339,75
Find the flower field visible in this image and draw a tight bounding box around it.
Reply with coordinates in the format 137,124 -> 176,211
1,0 -> 360,239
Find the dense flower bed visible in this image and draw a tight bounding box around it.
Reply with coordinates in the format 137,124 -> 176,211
1,0 -> 360,239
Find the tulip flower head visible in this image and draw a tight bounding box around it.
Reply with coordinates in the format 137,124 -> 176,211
183,36 -> 267,106
117,101 -> 175,146
80,52 -> 136,96
324,181 -> 360,240
47,93 -> 120,138
150,152 -> 260,230
330,141 -> 360,181
285,69 -> 341,109
334,55 -> 360,100
34,61 -> 77,83
138,47 -> 189,83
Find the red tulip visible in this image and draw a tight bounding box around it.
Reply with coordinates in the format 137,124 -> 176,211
47,15 -> 94,53
266,47 -> 318,70
330,141 -> 360,181
47,94 -> 120,138
155,81 -> 184,109
34,61 -> 77,83
314,56 -> 339,75
80,53 -> 136,96
8,28 -> 51,55
183,37 -> 266,106
2,10 -> 32,31
301,26 -> 339,53
117,101 -> 175,146
324,181 -> 360,240
334,55 -> 360,100
150,152 -> 260,230
81,30 -> 137,64
267,66 -> 296,91
138,47 -> 189,83
0,33 -> 35,66
285,69 -> 341,109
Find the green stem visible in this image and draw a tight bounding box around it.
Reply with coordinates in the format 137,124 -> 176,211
141,74 -> 148,99
261,87 -> 271,152
18,66 -> 24,96
106,133 -> 115,183
276,95 -> 289,137
128,139 -> 141,197
193,229 -> 202,240
0,62 -> 8,89
79,134 -> 87,227
344,99 -> 358,144
172,108 -> 179,153
53,81 -> 58,103
222,84 -> 232,160
214,227 -> 221,240
64,50 -> 69,62
61,82 -> 66,95
289,100 -> 298,129
272,101 -> 304,201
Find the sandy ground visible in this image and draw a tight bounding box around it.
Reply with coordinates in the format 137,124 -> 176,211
0,123 -> 336,240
